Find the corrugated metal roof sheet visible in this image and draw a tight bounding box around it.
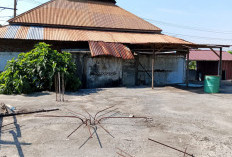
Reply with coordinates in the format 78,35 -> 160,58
89,41 -> 134,59
190,50 -> 232,61
0,25 -> 193,45
8,0 -> 161,32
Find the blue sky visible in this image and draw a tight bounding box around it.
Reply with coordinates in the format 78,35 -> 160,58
0,0 -> 232,48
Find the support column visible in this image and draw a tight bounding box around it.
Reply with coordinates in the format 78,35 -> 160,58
219,47 -> 223,81
186,49 -> 190,87
152,48 -> 155,89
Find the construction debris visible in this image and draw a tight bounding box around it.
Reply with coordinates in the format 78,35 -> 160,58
148,138 -> 195,157
0,108 -> 59,117
37,106 -> 148,149
0,102 -> 9,114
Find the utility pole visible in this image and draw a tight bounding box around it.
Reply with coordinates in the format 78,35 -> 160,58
14,0 -> 17,17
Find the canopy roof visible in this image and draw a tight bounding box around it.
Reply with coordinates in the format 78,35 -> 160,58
0,25 -> 192,45
190,50 -> 232,61
8,0 -> 161,33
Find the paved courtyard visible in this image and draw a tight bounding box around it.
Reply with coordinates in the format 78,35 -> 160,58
0,81 -> 232,157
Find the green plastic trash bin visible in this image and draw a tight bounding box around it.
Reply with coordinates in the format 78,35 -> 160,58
204,75 -> 220,93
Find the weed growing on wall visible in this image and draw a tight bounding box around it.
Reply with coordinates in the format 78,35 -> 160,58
0,42 -> 81,94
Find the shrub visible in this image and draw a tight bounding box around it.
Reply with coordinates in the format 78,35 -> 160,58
0,42 -> 81,94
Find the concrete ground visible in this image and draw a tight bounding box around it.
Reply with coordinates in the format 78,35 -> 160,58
0,81 -> 232,157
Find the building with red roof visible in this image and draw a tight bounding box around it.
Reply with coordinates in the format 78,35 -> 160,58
189,50 -> 232,80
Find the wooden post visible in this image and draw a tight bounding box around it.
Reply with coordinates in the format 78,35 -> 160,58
152,48 -> 155,89
186,50 -> 190,87
219,47 -> 223,84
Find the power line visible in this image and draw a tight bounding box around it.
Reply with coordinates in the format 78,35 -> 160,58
144,18 -> 232,34
164,31 -> 232,41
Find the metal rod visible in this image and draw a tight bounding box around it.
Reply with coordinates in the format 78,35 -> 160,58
1,122 -> 15,128
94,105 -> 116,120
63,108 -> 88,119
79,130 -> 95,149
116,148 -> 134,157
36,115 -> 84,123
148,138 -> 194,157
62,73 -> 65,102
96,108 -> 119,120
58,72 -> 61,102
1,109 -> 59,118
67,123 -> 83,138
116,152 -> 127,157
98,123 -> 115,138
98,116 -> 147,122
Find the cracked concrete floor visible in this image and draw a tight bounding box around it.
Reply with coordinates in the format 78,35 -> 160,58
0,81 -> 232,157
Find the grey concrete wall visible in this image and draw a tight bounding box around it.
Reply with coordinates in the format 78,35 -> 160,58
85,56 -> 123,88
0,52 -> 21,72
138,54 -> 186,86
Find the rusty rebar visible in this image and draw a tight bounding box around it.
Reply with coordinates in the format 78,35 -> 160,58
96,108 -> 119,119
79,128 -> 95,149
98,123 -> 115,138
116,148 -> 134,157
64,107 -> 88,119
94,105 -> 116,120
148,138 -> 194,157
98,116 -> 147,123
36,115 -> 84,123
67,123 -> 83,139
1,122 -> 15,128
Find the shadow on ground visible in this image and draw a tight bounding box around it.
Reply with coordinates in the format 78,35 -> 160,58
66,88 -> 104,96
0,112 -> 31,157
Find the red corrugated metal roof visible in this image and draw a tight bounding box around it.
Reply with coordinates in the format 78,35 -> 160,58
8,0 -> 161,33
0,25 -> 193,45
89,41 -> 134,59
190,50 -> 232,61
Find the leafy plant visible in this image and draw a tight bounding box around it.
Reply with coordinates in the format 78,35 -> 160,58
0,42 -> 81,94
228,51 -> 232,54
189,61 -> 197,70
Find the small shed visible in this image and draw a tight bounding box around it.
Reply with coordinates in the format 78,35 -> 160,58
189,50 -> 232,80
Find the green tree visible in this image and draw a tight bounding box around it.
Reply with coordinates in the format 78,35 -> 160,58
189,61 -> 197,70
0,42 -> 81,94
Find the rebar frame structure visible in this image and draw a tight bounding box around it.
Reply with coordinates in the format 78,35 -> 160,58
37,106 -> 148,149
55,72 -> 65,102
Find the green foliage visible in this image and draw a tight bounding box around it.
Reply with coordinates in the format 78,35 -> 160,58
189,61 -> 197,70
0,42 -> 81,94
228,51 -> 232,54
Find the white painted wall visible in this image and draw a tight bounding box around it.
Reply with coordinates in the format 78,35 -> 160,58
0,52 -> 21,72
